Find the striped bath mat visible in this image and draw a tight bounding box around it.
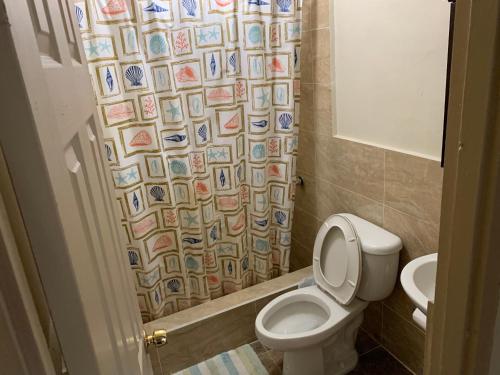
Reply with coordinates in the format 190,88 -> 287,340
174,344 -> 268,375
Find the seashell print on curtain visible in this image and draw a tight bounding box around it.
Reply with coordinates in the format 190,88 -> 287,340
76,0 -> 302,321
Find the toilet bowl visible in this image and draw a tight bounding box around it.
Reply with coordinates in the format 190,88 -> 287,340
255,214 -> 402,375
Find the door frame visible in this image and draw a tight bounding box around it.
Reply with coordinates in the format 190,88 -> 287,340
426,0 -> 500,373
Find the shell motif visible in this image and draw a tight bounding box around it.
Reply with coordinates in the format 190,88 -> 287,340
101,0 -> 127,15
129,130 -> 152,146
198,124 -> 207,141
248,25 -> 262,44
128,250 -> 139,265
183,237 -> 202,244
75,5 -> 84,28
215,0 -> 234,5
279,113 -> 293,129
167,279 -> 180,292
210,53 -> 217,76
268,57 -> 285,72
170,160 -> 188,175
185,256 -> 199,270
252,119 -> 268,128
163,134 -> 186,142
276,0 -> 292,12
219,169 -> 226,187
132,192 -> 140,211
231,213 -> 245,231
127,30 -> 137,51
104,144 -> 113,161
236,165 -> 242,181
252,144 -> 266,159
144,1 -> 168,12
223,113 -> 240,129
218,196 -> 237,208
268,164 -> 282,177
229,53 -> 237,72
149,185 -> 165,201
149,34 -> 168,55
152,234 -> 173,252
210,226 -> 217,241
125,65 -> 144,86
255,218 -> 268,227
181,0 -> 197,16
242,256 -> 249,271
105,67 -> 114,91
154,290 -> 160,304
195,181 -> 209,194
274,210 -> 286,225
207,87 -> 232,100
255,238 -> 268,251
175,66 -> 197,82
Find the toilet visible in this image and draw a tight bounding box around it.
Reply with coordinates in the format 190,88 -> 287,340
255,214 -> 402,375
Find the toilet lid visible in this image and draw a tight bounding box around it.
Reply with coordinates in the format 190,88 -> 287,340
312,214 -> 362,305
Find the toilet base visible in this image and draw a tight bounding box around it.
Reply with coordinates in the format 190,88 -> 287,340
282,312 -> 364,375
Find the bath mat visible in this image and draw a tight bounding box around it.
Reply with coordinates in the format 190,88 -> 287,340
173,344 -> 268,375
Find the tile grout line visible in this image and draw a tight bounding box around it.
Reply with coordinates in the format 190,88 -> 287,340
379,345 -> 417,375
383,302 -> 426,334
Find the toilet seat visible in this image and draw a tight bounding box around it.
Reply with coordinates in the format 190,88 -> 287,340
255,285 -> 368,352
313,214 -> 362,305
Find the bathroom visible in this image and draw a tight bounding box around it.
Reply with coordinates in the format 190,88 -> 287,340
0,0 -> 499,375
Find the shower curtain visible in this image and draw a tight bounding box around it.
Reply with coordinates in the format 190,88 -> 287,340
76,0 -> 302,321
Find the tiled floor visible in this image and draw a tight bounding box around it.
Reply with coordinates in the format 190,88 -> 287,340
251,330 -> 413,375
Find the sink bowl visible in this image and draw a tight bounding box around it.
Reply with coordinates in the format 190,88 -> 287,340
400,253 -> 437,330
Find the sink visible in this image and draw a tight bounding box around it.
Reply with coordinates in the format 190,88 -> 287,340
400,253 -> 437,330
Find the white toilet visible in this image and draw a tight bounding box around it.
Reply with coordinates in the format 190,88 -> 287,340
255,214 -> 402,375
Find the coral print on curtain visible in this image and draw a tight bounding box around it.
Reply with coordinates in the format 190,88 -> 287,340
76,0 -> 302,321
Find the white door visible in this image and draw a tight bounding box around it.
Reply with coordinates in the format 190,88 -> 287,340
0,1 -> 154,374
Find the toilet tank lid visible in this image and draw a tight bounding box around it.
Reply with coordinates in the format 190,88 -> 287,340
339,214 -> 403,255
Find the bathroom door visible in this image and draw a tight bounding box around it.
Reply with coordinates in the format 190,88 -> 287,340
0,1 -> 153,375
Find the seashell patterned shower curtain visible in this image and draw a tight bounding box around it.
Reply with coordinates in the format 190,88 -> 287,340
77,0 -> 302,321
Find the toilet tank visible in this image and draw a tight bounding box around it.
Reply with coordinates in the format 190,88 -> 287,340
342,214 -> 403,301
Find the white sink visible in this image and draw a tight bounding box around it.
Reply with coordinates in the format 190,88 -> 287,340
400,253 -> 437,330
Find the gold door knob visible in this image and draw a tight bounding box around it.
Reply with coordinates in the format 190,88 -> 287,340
144,329 -> 168,349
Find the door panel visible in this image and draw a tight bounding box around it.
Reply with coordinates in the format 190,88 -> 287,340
0,0 -> 151,374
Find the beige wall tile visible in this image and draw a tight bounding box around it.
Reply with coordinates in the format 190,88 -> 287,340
310,0 -> 330,29
315,177 -> 384,224
312,29 -> 331,83
291,206 -> 320,250
299,84 -> 314,132
383,206 -> 439,265
316,137 -> 385,201
294,172 -> 318,217
383,282 -> 418,324
296,130 -> 317,176
382,306 -> 425,374
314,84 -> 333,136
290,238 -> 313,271
300,31 -> 313,84
385,151 -> 443,224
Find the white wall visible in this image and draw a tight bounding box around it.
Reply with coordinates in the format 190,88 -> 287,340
332,0 -> 450,160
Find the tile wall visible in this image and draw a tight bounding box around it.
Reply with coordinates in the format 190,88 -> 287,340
293,0 -> 444,373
